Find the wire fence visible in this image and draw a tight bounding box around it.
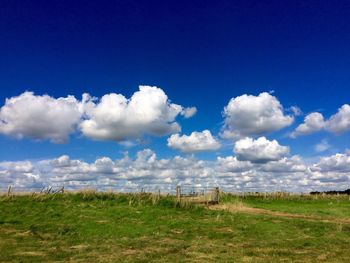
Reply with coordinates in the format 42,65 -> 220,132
0,185 -> 219,197
1,184 -> 348,196
0,185 -> 177,195
176,185 -> 220,204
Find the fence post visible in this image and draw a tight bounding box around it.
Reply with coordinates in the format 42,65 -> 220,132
176,185 -> 181,203
214,187 -> 220,204
7,185 -> 12,196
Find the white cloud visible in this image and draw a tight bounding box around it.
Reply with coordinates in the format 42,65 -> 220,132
216,156 -> 253,173
80,86 -> 189,141
50,155 -> 78,167
220,92 -> 294,139
0,161 -> 34,173
0,150 -> 213,191
290,106 -> 302,116
234,137 -> 289,163
314,139 -> 330,153
167,130 -> 221,153
0,160 -> 39,188
214,154 -> 313,192
290,112 -> 325,138
0,87 -> 195,143
312,152 -> 350,173
0,92 -> 85,143
291,104 -> 350,137
93,157 -> 116,174
260,156 -> 307,173
181,107 -> 197,118
325,104 -> 350,134
2,150 -> 350,193
309,152 -> 350,185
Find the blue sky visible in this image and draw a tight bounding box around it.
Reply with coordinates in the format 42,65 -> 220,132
0,1 -> 350,192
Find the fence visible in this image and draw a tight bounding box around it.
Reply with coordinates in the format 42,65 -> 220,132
1,185 -> 65,196
176,185 -> 220,204
0,185 -> 175,197
1,185 -> 220,203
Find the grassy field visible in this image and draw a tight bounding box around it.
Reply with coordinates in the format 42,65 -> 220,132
0,192 -> 350,262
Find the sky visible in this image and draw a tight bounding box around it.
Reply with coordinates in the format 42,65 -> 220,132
0,0 -> 350,192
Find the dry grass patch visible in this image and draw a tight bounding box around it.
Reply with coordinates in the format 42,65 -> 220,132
210,203 -> 350,224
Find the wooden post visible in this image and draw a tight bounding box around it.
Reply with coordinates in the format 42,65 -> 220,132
61,186 -> 64,194
214,187 -> 220,204
176,185 -> 181,203
7,185 -> 12,196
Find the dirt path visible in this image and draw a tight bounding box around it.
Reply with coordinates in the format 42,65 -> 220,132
209,204 -> 350,224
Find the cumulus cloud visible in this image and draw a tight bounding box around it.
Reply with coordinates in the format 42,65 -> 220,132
220,92 -> 294,139
0,161 -> 34,173
0,160 -> 39,188
234,137 -> 289,163
214,152 -> 349,192
167,130 -> 221,153
312,152 -> 350,173
309,152 -> 350,185
0,87 -> 195,143
325,104 -> 350,134
43,150 -> 210,189
214,154 -> 311,192
93,157 -> 116,174
80,86 -> 191,141
290,112 -> 325,138
291,104 -> 350,137
260,156 -> 307,173
0,92 -> 85,143
216,156 -> 253,173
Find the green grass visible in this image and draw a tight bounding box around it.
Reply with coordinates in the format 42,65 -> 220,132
0,192 -> 350,262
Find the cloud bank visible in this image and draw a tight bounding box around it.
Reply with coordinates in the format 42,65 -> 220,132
1,149 -> 350,193
1,88 -> 350,193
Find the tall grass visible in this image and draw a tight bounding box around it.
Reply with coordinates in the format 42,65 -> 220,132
3,190 -> 350,204
0,190 -> 201,209
220,192 -> 350,202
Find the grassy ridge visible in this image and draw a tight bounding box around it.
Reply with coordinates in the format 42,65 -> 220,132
0,192 -> 350,262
